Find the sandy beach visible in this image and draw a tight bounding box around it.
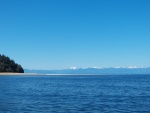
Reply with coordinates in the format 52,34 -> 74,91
0,73 -> 39,76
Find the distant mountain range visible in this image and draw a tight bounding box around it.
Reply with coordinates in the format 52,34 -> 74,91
25,67 -> 150,75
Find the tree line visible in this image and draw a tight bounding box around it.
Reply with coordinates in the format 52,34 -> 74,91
0,54 -> 24,73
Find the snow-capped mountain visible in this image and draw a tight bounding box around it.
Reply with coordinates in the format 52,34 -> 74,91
25,67 -> 150,75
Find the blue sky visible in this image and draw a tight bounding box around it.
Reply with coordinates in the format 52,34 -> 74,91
0,0 -> 150,69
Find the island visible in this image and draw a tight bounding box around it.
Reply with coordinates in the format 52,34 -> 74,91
0,54 -> 24,73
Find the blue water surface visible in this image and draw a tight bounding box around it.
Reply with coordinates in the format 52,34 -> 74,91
0,74 -> 150,113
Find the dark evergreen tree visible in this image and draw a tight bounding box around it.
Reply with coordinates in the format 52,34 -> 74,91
0,54 -> 24,73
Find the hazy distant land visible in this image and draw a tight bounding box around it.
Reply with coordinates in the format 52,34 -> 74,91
25,67 -> 150,75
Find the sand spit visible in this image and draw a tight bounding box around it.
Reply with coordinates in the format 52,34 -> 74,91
0,73 -> 106,76
0,73 -> 39,76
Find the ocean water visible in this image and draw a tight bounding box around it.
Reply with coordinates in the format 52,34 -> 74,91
0,75 -> 150,113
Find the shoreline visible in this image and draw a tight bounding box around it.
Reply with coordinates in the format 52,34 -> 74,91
1,73 -> 149,76
0,73 -> 106,76
0,73 -> 39,75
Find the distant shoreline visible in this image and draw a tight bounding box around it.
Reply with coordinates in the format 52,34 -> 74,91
0,73 -> 106,76
0,73 -> 38,75
0,73 -> 150,76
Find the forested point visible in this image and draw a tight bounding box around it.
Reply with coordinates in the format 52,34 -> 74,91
0,54 -> 24,73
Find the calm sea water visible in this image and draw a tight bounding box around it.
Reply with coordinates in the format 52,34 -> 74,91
0,75 -> 150,113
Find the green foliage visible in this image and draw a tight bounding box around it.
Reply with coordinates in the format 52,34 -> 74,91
0,54 -> 24,73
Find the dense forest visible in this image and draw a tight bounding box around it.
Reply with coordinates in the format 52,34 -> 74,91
0,54 -> 24,73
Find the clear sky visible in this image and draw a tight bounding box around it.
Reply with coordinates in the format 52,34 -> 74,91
0,0 -> 150,70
